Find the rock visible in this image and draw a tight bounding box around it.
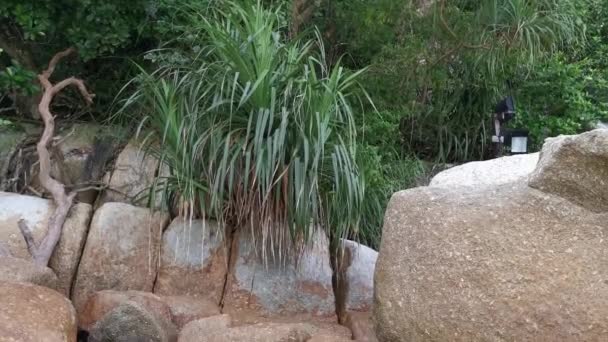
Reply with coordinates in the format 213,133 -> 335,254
0,281 -> 77,342
162,295 -> 221,329
72,202 -> 169,312
342,240 -> 377,312
596,121 -> 608,129
98,140 -> 164,208
430,153 -> 539,188
88,300 -> 177,342
178,314 -> 232,342
45,123 -> 124,204
374,182 -> 608,341
342,311 -> 377,342
307,334 -> 353,342
154,218 -> 227,304
205,323 -> 317,342
529,129 -> 608,212
0,192 -> 92,295
78,290 -> 173,331
224,229 -> 335,316
0,126 -> 27,191
0,256 -> 59,289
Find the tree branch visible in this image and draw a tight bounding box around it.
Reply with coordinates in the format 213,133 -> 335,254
20,48 -> 95,267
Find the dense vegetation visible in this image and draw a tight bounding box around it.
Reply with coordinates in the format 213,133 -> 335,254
1,0 -> 607,249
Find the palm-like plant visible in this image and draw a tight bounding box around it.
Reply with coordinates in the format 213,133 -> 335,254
120,0 -> 367,258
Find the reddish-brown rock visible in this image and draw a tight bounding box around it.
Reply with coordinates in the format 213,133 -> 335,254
0,281 -> 77,342
71,202 -> 169,312
161,295 -> 221,329
342,311 -> 377,342
78,290 -> 172,331
178,314 -> 232,342
205,322 -> 317,342
0,256 -> 58,290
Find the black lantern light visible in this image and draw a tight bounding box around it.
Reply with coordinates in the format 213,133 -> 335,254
492,96 -> 528,157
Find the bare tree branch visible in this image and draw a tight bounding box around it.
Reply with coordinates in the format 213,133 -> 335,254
17,219 -> 38,256
20,48 -> 95,267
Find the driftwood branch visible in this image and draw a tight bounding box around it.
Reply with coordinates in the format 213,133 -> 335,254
22,48 -> 95,267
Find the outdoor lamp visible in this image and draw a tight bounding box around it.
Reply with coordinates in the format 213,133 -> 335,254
492,96 -> 520,157
505,128 -> 529,154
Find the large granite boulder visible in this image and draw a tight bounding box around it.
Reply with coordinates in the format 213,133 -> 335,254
72,202 -> 169,312
161,295 -> 221,329
154,218 -> 228,304
529,129 -> 608,212
0,281 -> 77,342
98,140 -> 165,208
88,300 -> 177,342
204,323 -> 318,342
178,314 -> 232,342
374,181 -> 608,341
430,153 -> 539,188
0,192 -> 92,295
342,239 -> 377,312
78,290 -> 173,331
0,256 -> 58,289
223,229 -> 335,316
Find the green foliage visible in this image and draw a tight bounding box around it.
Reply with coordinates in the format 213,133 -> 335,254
120,1 -> 369,254
0,64 -> 37,95
0,0 -> 152,60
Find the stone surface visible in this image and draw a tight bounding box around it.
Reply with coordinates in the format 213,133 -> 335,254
88,300 -> 177,342
161,295 -> 221,329
0,126 -> 27,191
178,314 -> 232,342
224,229 -> 335,316
342,240 -> 377,312
98,140 -> 164,208
430,153 -> 539,188
343,311 -> 377,342
374,182 -> 608,341
529,129 -> 608,212
72,202 -> 169,312
205,323 -> 318,342
0,281 -> 77,342
0,256 -> 59,289
154,218 -> 227,304
79,290 -> 173,331
46,123 -> 124,204
0,192 -> 92,295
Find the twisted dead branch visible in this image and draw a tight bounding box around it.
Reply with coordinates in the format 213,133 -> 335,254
18,48 -> 95,266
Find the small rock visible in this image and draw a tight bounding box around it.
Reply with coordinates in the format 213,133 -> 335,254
72,202 -> 169,312
88,300 -> 177,342
224,229 -> 335,316
79,290 -> 172,331
430,153 -> 539,188
178,314 -> 232,342
205,323 -> 317,342
98,140 -> 164,208
342,240 -> 377,311
529,129 -> 608,212
161,295 -> 221,329
308,334 -> 353,342
0,192 -> 92,295
0,256 -> 58,289
0,281 -> 77,342
342,311 -> 377,342
154,218 -> 227,304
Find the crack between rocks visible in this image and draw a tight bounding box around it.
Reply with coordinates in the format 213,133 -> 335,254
69,207 -> 94,299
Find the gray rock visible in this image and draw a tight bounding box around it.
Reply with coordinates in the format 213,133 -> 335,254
88,300 -> 177,342
430,153 -> 539,188
342,239 -> 377,312
0,281 -> 77,342
0,192 -> 92,295
374,182 -> 608,341
154,218 -> 227,304
0,256 -> 59,289
529,129 -> 608,212
71,202 -> 169,312
224,229 -> 335,316
98,140 -> 165,208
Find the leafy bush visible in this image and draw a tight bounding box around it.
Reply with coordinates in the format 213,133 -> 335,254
120,1 -> 370,254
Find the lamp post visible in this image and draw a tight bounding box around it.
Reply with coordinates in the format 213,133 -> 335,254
492,96 -> 528,157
